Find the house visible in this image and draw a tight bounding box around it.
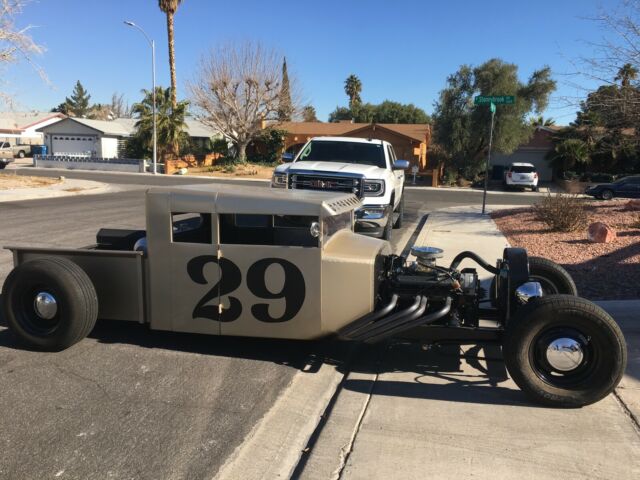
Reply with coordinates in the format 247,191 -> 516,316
0,111 -> 66,144
491,126 -> 561,182
37,117 -> 132,158
37,117 -> 220,159
277,121 -> 432,170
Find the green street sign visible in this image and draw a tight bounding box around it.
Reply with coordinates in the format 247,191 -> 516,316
474,95 -> 515,105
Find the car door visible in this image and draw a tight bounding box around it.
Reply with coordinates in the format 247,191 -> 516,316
615,179 -> 636,198
217,213 -> 322,340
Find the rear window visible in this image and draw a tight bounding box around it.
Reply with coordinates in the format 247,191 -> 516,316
510,165 -> 536,173
297,141 -> 386,168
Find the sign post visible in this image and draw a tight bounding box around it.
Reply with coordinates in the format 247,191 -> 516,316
474,95 -> 514,214
411,164 -> 419,185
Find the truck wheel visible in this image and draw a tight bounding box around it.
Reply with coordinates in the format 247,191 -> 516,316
1,257 -> 98,351
529,256 -> 577,295
393,194 -> 404,229
18,150 -> 25,158
503,295 -> 626,407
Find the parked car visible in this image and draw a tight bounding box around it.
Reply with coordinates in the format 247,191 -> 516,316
0,141 -> 14,160
585,175 -> 640,200
11,143 -> 35,158
271,137 -> 408,240
1,184 -> 626,407
504,162 -> 539,191
0,158 -> 14,169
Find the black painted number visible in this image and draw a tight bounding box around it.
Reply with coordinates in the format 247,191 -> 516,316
187,255 -> 242,322
187,256 -> 306,323
247,258 -> 306,323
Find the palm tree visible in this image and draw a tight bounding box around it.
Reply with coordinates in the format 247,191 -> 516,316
530,115 -> 556,127
547,138 -> 590,171
344,74 -> 362,109
131,86 -> 188,160
158,0 -> 182,109
615,63 -> 638,87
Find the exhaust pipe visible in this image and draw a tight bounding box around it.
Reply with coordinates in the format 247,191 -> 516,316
350,296 -> 424,342
364,297 -> 453,344
338,294 -> 399,338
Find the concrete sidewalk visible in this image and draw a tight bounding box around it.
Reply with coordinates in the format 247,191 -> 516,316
300,205 -> 640,480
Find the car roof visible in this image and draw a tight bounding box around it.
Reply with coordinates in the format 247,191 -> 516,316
309,136 -> 385,145
508,162 -> 535,168
147,183 -> 361,217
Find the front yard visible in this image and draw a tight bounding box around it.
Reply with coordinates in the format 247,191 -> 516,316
182,163 -> 274,180
0,173 -> 61,190
492,200 -> 640,300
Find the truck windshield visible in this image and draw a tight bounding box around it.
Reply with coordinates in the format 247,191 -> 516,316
297,141 -> 386,168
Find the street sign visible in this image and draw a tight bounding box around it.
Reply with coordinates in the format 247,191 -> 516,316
474,95 -> 515,105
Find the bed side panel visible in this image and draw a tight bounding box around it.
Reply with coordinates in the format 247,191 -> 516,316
10,247 -> 146,323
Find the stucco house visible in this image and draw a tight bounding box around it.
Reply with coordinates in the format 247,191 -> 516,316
277,121 -> 432,170
0,111 -> 66,144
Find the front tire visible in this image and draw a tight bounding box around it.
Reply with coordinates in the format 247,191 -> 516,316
528,256 -> 577,295
504,295 -> 626,407
601,189 -> 614,200
1,257 -> 98,351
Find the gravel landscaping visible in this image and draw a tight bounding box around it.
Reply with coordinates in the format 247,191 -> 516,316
492,200 -> 640,300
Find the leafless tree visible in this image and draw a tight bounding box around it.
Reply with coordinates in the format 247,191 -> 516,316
0,0 -> 46,106
189,42 -> 299,162
110,92 -> 131,118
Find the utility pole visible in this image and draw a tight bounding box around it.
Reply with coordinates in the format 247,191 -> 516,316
481,102 -> 496,215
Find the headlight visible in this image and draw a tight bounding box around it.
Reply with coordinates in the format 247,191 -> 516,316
363,179 -> 385,197
271,172 -> 287,188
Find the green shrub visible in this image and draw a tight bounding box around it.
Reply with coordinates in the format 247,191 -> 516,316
443,169 -> 457,186
533,194 -> 588,232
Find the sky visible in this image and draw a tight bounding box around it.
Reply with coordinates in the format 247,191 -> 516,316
3,0 -> 625,124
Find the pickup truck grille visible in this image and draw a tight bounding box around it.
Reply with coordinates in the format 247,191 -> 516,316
289,174 -> 363,198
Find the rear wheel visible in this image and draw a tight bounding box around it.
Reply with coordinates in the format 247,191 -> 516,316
504,295 -> 626,407
18,150 -> 25,158
1,257 -> 98,351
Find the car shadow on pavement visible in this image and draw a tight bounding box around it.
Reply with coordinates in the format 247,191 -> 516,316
343,342 -> 537,408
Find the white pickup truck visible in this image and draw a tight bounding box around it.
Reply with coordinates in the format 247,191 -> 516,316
271,137 -> 408,239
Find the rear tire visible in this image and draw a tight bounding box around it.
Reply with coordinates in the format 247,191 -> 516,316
504,295 -> 626,407
1,257 -> 98,351
18,150 -> 25,158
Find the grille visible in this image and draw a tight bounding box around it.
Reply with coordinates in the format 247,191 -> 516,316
289,173 -> 363,197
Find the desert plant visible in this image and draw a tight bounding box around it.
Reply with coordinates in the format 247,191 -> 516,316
533,194 -> 588,232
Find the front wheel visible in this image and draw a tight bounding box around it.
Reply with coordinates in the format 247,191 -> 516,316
1,257 -> 98,351
393,194 -> 404,229
601,189 -> 614,200
504,295 -> 626,407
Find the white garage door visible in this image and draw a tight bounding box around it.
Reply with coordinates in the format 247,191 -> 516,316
51,135 -> 95,156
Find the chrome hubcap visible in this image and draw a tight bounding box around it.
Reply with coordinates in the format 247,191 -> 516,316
545,337 -> 584,372
33,292 -> 58,320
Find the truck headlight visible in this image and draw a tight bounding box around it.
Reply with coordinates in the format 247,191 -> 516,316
363,179 -> 385,197
271,172 -> 287,188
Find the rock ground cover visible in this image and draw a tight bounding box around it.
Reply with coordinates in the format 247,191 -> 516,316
492,200 -> 640,300
184,163 -> 274,179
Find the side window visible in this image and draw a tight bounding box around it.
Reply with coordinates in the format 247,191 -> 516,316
386,145 -> 397,165
172,213 -> 212,244
220,214 -> 319,247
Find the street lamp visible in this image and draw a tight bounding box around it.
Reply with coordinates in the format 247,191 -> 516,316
124,20 -> 157,175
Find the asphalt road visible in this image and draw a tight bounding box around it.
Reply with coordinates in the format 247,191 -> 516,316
0,172 -> 538,479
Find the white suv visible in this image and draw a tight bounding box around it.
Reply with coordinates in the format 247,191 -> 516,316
504,162 -> 539,191
271,137 -> 408,240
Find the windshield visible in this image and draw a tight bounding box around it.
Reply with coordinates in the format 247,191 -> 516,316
296,140 -> 386,168
511,165 -> 536,173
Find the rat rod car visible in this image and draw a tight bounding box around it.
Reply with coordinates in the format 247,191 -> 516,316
2,185 -> 627,407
